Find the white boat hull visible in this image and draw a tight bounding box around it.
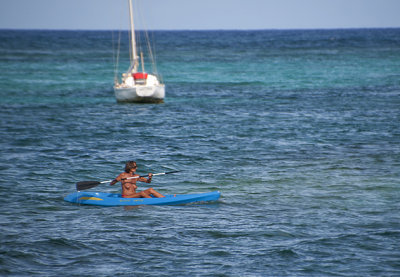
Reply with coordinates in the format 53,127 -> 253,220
114,84 -> 165,103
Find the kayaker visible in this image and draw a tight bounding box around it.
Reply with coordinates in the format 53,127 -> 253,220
109,161 -> 165,198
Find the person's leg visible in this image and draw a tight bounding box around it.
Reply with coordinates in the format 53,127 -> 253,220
123,191 -> 152,198
146,188 -> 164,198
138,191 -> 152,198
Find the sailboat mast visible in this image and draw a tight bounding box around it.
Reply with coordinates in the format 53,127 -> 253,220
128,0 -> 138,72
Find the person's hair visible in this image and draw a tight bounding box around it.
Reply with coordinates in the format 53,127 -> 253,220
125,161 -> 137,173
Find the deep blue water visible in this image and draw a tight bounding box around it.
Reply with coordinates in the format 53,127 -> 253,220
1,29 -> 400,276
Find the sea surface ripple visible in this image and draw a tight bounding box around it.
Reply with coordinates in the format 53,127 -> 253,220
0,29 -> 400,276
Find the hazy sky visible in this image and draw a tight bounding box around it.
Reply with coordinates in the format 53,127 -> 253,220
1,0 -> 400,30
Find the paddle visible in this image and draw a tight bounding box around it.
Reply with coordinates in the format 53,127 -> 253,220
76,170 -> 181,191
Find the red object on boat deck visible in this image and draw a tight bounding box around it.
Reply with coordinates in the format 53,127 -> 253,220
133,73 -> 148,80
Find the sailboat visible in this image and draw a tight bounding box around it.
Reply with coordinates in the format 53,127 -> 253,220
114,0 -> 165,103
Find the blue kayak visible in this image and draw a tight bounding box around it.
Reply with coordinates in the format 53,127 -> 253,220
64,191 -> 220,206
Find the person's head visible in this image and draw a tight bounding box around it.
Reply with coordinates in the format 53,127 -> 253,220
125,161 -> 137,173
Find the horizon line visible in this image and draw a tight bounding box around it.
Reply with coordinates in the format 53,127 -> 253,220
1,26 -> 400,32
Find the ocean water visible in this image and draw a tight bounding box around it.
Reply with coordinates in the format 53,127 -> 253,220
0,29 -> 400,276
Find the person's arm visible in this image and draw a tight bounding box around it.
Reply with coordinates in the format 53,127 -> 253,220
138,173 -> 152,183
110,174 -> 121,186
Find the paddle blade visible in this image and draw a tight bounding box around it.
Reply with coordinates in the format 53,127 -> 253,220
76,181 -> 101,191
165,170 -> 181,175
